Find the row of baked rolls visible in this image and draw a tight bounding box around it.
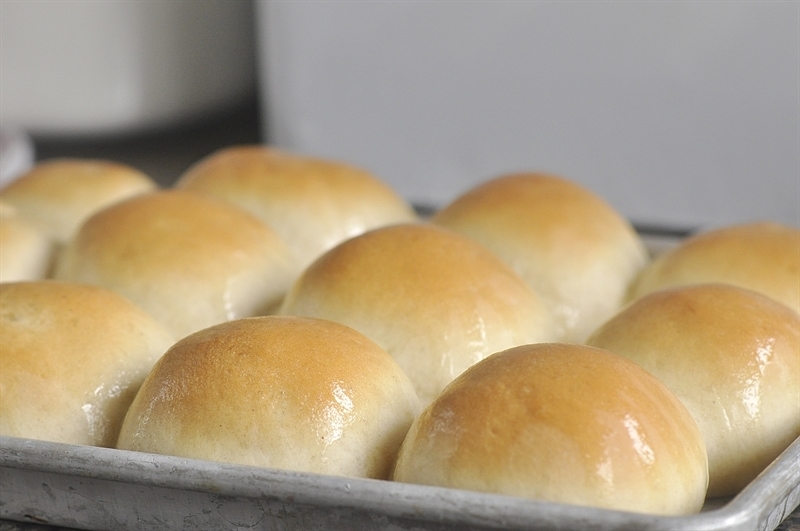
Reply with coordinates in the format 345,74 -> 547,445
0,159 -> 158,283
271,171 -> 799,504
421,174 -> 800,500
425,174 -> 799,500
583,219 -> 800,499
2,146 -> 798,517
0,147 -> 419,340
3,276 -> 795,515
106,162 -> 708,514
0,281 -> 420,480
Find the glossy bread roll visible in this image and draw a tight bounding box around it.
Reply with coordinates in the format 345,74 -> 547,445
628,222 -> 800,314
392,343 -> 709,515
0,158 -> 157,245
117,316 -> 420,479
54,190 -> 297,340
280,223 -> 557,406
175,145 -> 419,269
432,172 -> 649,343
0,281 -> 174,447
586,283 -> 800,497
0,201 -> 54,282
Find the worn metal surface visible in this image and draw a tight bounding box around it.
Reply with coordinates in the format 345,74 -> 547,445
2,233 -> 797,530
1,436 -> 798,531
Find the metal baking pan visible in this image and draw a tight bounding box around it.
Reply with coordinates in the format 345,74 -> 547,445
1,434 -> 798,531
2,230 -> 798,530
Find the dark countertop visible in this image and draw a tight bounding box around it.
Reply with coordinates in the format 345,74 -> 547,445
28,97 -> 263,188
785,510 -> 800,531
2,508 -> 799,531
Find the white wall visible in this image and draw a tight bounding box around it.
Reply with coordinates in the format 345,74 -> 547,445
257,1 -> 799,230
1,1 -> 256,135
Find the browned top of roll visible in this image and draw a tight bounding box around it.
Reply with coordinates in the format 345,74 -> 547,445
628,221 -> 800,314
0,280 -> 174,447
175,145 -> 419,268
280,222 -> 556,406
54,189 -> 298,340
587,283 -> 800,497
0,159 -> 157,243
432,172 -> 648,343
117,315 -> 419,479
392,342 -> 708,516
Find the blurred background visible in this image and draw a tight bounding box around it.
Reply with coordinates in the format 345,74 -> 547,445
1,0 -> 798,230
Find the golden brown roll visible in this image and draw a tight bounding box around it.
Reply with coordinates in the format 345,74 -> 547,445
0,280 -> 174,447
117,316 -> 420,479
280,223 -> 556,406
174,145 -> 420,269
431,172 -> 649,343
628,222 -> 800,314
0,201 -> 54,282
0,158 -> 157,245
586,283 -> 800,498
392,343 -> 708,515
54,190 -> 297,340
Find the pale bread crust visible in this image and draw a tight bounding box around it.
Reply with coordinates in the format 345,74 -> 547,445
587,283 -> 800,497
628,222 -> 800,314
175,145 -> 419,269
392,343 -> 708,515
280,223 -> 557,406
0,159 -> 157,244
0,202 -> 54,282
432,173 -> 649,343
116,316 -> 420,479
54,190 -> 298,340
0,281 -> 174,447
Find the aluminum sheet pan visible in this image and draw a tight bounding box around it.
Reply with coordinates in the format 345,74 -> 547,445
1,434 -> 798,531
2,231 -> 797,530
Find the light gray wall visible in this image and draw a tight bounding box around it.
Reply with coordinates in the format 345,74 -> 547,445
1,1 -> 256,135
257,1 -> 799,230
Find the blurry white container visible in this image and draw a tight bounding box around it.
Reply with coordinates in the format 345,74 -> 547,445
256,2 -> 799,229
0,129 -> 34,188
1,0 -> 256,136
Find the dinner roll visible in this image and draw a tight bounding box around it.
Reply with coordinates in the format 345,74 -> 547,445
0,201 -> 54,282
392,343 -> 708,515
628,222 -> 800,314
117,316 -> 420,479
586,284 -> 800,498
280,223 -> 556,406
431,172 -> 649,343
0,281 -> 174,447
0,159 -> 157,245
175,145 -> 419,269
54,190 -> 297,340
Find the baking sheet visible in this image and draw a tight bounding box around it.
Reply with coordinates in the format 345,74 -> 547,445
1,434 -> 798,531
2,231 -> 798,530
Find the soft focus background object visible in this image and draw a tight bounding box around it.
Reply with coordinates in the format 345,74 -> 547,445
0,129 -> 34,188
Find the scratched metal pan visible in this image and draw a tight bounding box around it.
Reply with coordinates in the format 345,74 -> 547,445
0,434 -> 798,531
2,230 -> 797,531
